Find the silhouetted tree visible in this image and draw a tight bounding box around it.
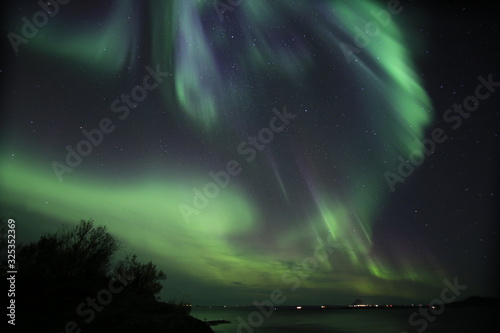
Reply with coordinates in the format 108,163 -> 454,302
57,219 -> 119,278
18,219 -> 119,282
11,219 -> 209,332
114,253 -> 167,297
17,219 -> 167,300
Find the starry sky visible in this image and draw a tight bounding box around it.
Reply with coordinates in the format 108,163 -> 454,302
1,0 -> 499,305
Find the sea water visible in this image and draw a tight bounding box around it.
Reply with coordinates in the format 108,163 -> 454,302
191,306 -> 497,333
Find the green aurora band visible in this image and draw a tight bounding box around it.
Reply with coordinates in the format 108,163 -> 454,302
2,0 -> 444,302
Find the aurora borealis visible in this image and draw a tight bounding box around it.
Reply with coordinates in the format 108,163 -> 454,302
1,0 -> 499,306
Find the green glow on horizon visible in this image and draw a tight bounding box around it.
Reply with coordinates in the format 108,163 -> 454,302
0,154 -> 443,298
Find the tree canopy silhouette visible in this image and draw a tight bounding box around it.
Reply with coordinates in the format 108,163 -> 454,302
18,219 -> 119,282
16,219 -> 166,300
5,219 -> 211,332
114,253 -> 167,297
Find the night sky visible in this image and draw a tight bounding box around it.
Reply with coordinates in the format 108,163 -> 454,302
1,0 -> 499,306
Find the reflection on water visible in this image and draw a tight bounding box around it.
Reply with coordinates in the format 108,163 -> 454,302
192,306 -> 498,333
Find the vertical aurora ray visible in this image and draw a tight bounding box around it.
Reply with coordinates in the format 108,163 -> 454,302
263,0 -> 437,291
334,0 -> 433,155
172,0 -> 221,129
